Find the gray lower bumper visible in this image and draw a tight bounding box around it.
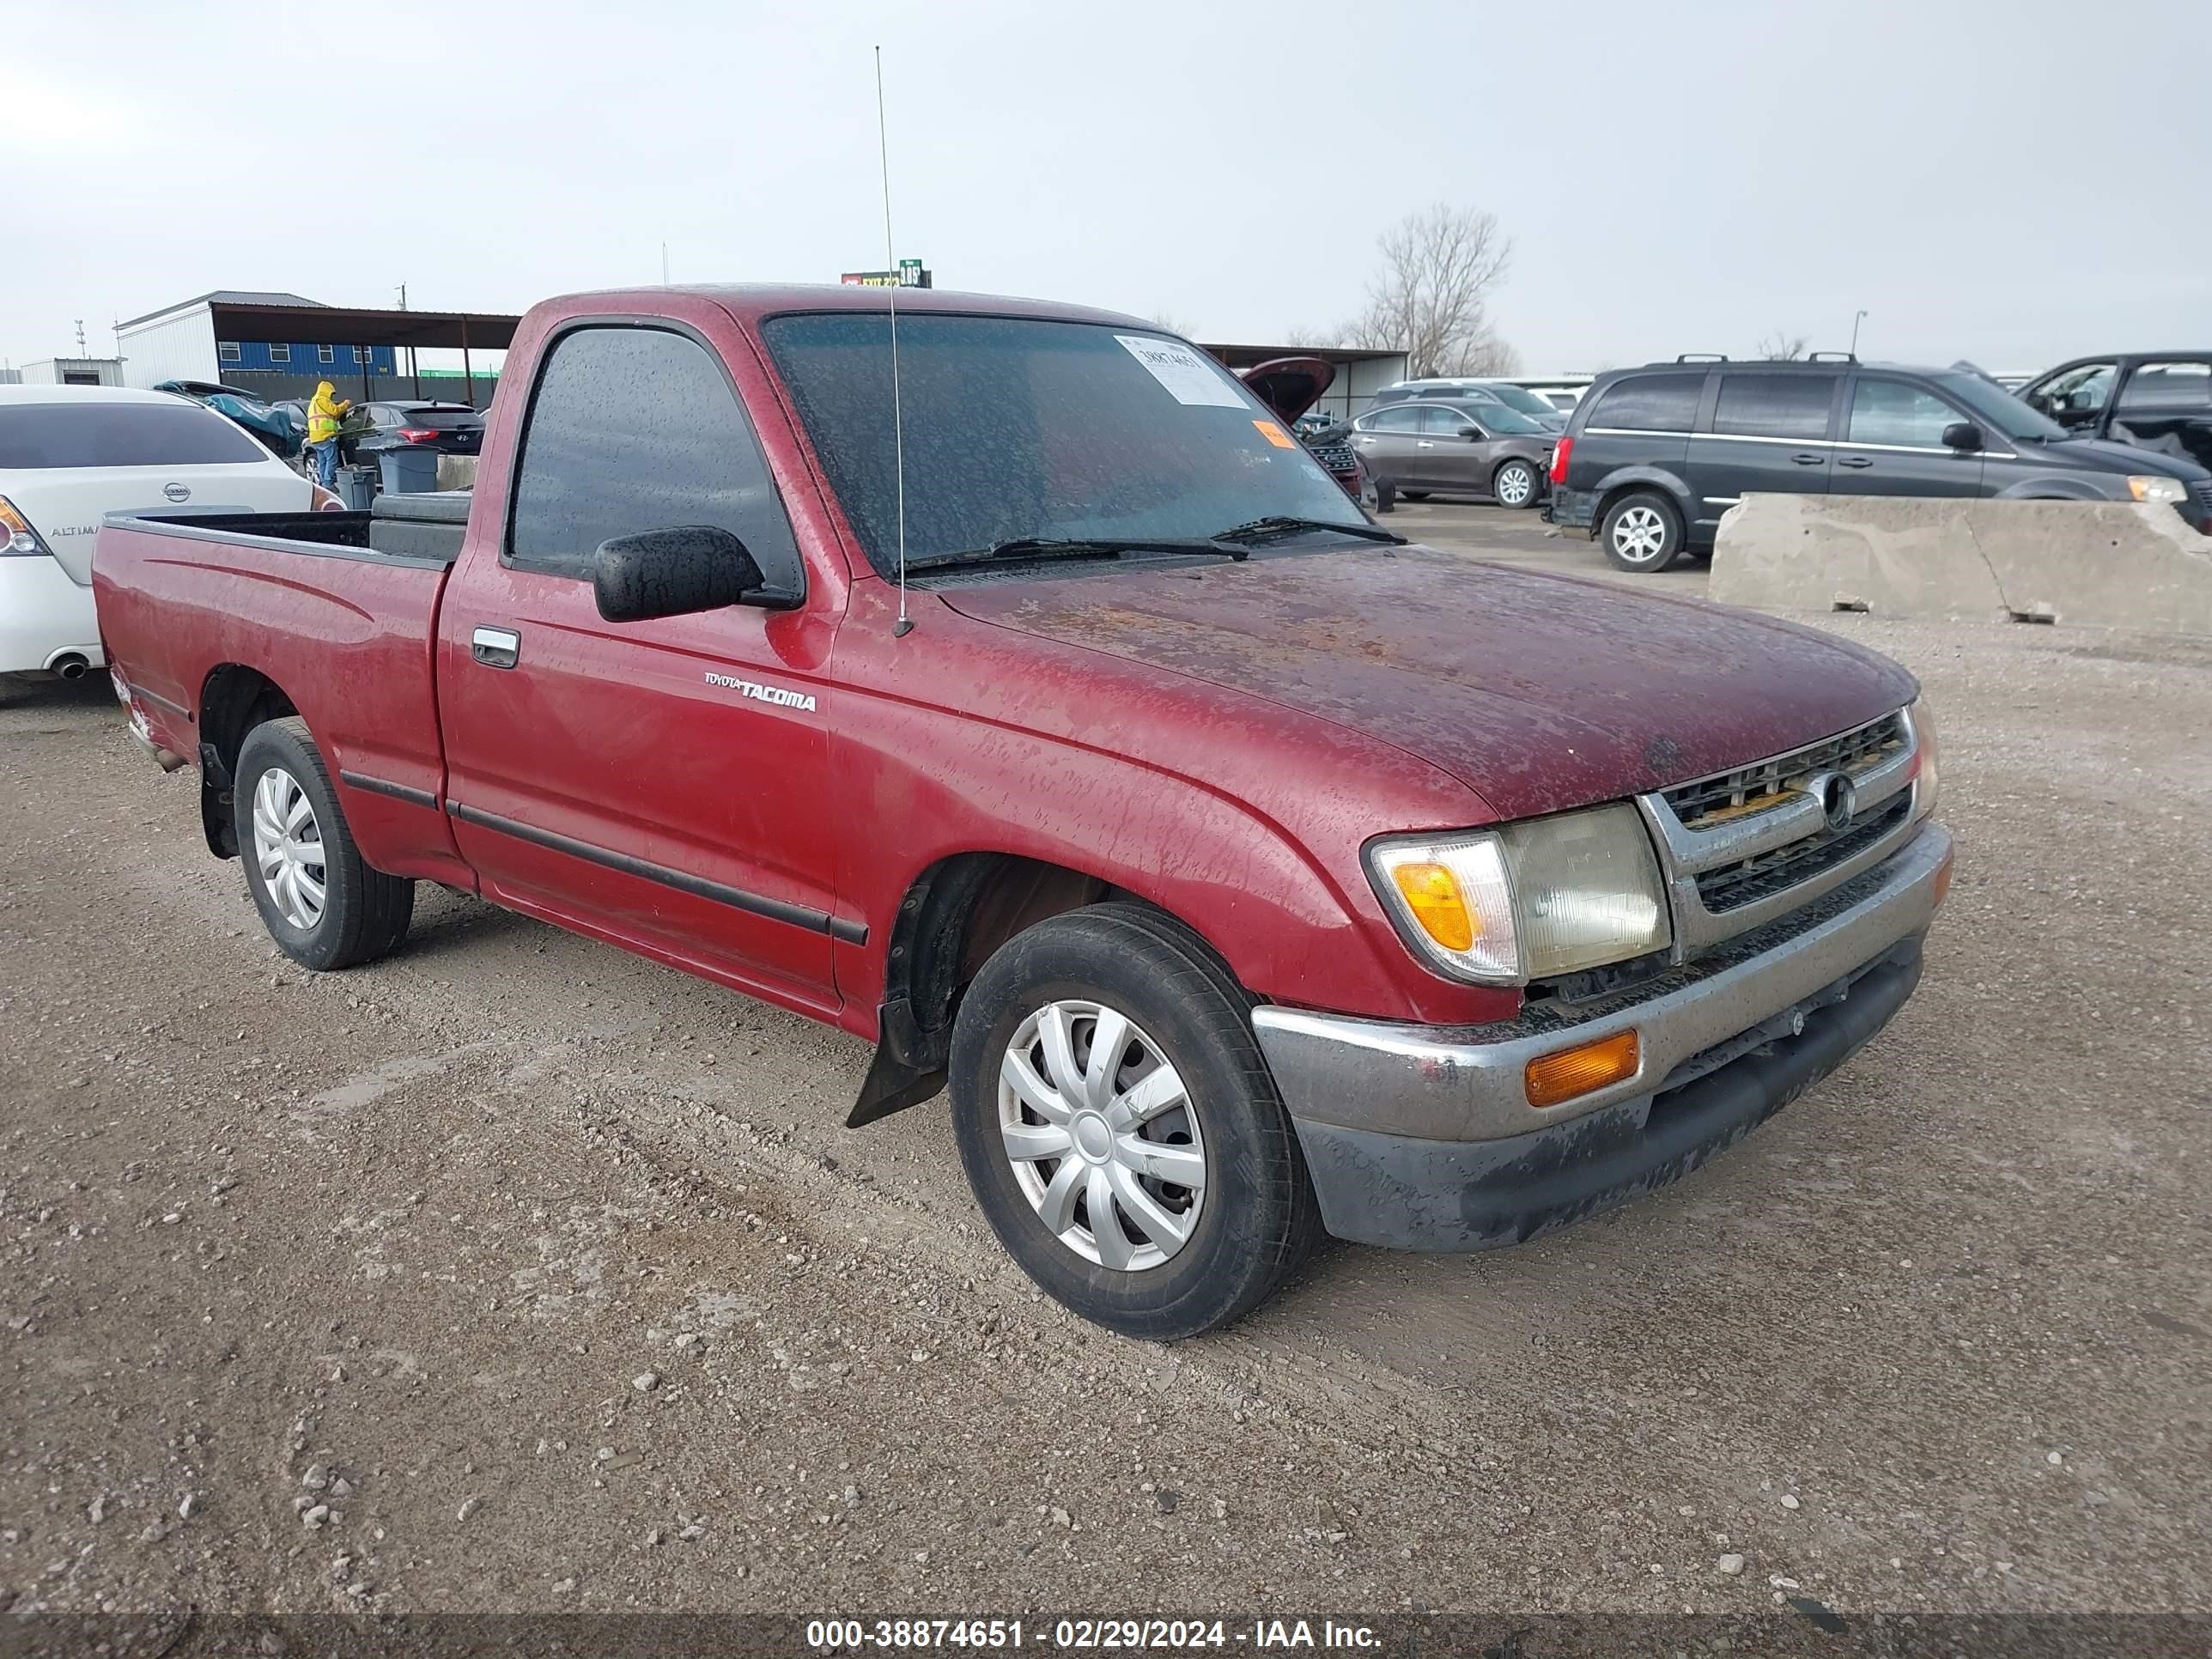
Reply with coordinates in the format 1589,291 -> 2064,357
1253,823 -> 1951,1250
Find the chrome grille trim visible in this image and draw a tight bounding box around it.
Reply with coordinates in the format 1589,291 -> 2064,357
1638,706 -> 1927,957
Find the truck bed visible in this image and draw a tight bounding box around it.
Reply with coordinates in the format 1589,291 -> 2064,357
93,507 -> 471,888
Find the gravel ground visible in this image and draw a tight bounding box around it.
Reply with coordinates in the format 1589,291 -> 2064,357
3,513 -> 2208,1620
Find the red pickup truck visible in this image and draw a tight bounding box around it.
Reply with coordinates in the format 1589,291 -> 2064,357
95,284 -> 1953,1339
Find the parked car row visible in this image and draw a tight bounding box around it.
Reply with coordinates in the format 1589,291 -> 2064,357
1,386 -> 335,679
1538,354 -> 2212,571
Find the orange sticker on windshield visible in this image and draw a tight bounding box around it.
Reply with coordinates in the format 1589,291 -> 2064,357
1253,419 -> 1297,449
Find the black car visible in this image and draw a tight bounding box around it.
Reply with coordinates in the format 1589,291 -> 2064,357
1547,355 -> 2212,572
343,401 -> 485,464
2018,352 -> 2212,476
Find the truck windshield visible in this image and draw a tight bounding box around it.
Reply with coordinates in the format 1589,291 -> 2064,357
761,313 -> 1370,577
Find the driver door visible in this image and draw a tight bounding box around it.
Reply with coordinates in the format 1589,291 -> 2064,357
435,319 -> 845,1014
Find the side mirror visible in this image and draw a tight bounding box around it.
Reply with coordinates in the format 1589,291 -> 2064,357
1942,422 -> 1984,453
2023,391 -> 2053,414
592,525 -> 766,623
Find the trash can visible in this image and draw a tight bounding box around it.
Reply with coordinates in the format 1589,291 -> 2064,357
378,447 -> 441,495
333,465 -> 377,511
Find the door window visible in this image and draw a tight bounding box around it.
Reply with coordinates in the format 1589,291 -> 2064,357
507,325 -> 802,587
1584,373 -> 1704,432
1359,407 -> 1425,433
1418,407 -> 1479,436
1713,374 -> 1835,440
2039,362 -> 2116,414
2117,361 -> 2212,410
1846,380 -> 1964,448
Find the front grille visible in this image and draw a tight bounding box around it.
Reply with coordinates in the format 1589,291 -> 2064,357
1306,441 -> 1356,474
2191,479 -> 2212,518
1664,712 -> 1905,828
1695,793 -> 1911,912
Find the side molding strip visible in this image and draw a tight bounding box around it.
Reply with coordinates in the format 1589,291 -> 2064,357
446,799 -> 867,945
338,770 -> 438,811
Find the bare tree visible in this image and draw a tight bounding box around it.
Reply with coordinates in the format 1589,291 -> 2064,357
1757,331 -> 1809,361
1283,324 -> 1341,349
1338,204 -> 1516,377
1146,311 -> 1198,339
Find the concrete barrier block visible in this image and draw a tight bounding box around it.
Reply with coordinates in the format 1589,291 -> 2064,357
435,454 -> 479,492
1711,494 -> 2212,636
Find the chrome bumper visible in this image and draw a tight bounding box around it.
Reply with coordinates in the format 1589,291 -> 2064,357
1254,822 -> 1952,1144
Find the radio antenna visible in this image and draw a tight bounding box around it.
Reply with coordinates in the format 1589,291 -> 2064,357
875,46 -> 914,638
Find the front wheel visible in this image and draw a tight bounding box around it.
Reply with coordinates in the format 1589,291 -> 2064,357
1600,489 -> 1686,572
1492,459 -> 1541,510
949,902 -> 1321,1340
234,717 -> 414,971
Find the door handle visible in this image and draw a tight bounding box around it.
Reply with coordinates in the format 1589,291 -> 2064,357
1837,456 -> 1875,469
471,626 -> 520,669
1791,453 -> 1826,465
1415,440 -> 1435,448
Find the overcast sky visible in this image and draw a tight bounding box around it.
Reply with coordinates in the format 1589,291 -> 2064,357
5,0 -> 2208,375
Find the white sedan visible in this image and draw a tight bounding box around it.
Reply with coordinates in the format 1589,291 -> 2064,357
1,386 -> 331,680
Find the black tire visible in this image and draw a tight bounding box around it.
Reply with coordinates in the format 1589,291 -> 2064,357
1370,476 -> 1397,514
948,902 -> 1322,1340
1398,489 -> 1431,501
1492,458 -> 1542,511
1600,489 -> 1686,572
234,717 -> 414,972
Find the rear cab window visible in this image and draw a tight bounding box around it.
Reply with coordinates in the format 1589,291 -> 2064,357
507,325 -> 803,589
2117,361 -> 2212,410
0,401 -> 270,470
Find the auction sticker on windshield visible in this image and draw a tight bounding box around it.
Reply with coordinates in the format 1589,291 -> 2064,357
1115,335 -> 1247,408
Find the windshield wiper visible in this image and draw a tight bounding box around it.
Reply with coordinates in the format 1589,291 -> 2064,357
1209,515 -> 1407,547
903,537 -> 1248,574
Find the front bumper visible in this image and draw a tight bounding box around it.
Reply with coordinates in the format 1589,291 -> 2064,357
1253,823 -> 1951,1250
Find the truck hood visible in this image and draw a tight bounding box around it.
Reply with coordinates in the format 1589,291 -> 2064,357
938,545 -> 1918,821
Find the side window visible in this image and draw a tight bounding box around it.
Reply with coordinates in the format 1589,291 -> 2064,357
1713,374 -> 1836,440
1847,380 -> 1963,448
1584,373 -> 1704,432
1364,407 -> 1424,433
2039,362 -> 2116,413
1417,407 -> 1474,435
507,326 -> 804,589
2117,361 -> 2212,410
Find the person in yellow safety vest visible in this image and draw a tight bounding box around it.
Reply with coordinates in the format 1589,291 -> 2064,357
305,381 -> 352,489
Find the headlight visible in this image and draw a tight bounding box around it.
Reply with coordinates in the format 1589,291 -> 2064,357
2125,475 -> 2187,505
1909,696 -> 1939,818
1367,802 -> 1671,986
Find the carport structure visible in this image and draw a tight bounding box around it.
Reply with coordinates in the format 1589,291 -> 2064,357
1198,343 -> 1410,423
203,298 -> 522,404
115,290 -> 523,409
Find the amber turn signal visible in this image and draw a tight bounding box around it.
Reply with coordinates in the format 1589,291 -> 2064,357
1525,1029 -> 1641,1108
1389,860 -> 1477,951
1932,842 -> 1955,908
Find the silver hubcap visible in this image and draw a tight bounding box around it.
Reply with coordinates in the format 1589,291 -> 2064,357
1497,465 -> 1533,505
1612,505 -> 1668,562
252,767 -> 328,931
998,1000 -> 1206,1272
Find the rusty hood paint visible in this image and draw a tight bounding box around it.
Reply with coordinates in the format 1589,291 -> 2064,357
939,544 -> 1919,822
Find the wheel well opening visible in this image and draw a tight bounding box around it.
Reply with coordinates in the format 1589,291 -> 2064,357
848,854 -> 1120,1127
197,665 -> 298,859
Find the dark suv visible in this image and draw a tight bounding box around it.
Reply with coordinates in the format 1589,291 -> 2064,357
1546,356 -> 2212,572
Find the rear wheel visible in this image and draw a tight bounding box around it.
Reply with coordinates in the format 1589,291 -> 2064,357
1600,489 -> 1686,572
1398,489 -> 1431,502
949,902 -> 1321,1340
1492,459 -> 1541,509
234,718 -> 414,971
